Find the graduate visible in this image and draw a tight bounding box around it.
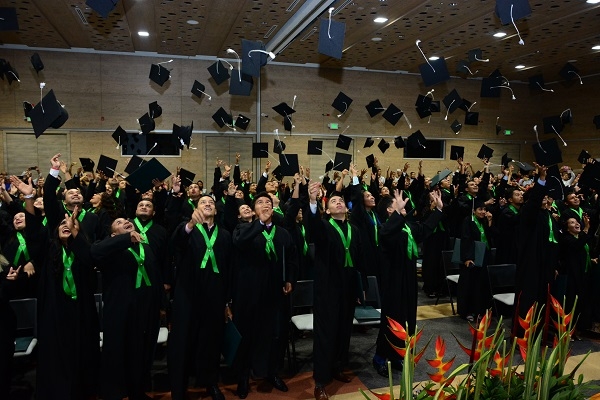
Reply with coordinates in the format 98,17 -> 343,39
283,173 -> 314,280
0,260 -> 20,399
495,186 -> 524,264
168,193 -> 232,400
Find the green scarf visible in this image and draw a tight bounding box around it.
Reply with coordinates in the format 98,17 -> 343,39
402,224 -> 419,260
128,244 -> 152,288
368,210 -> 379,246
133,218 -> 153,244
508,205 -> 519,215
262,226 -> 278,261
473,218 -> 490,249
65,206 -> 86,222
329,218 -> 353,267
14,232 -> 30,266
62,248 -> 77,300
300,225 -> 308,256
548,213 -> 558,244
196,224 -> 219,273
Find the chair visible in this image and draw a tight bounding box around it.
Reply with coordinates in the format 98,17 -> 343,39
288,279 -> 314,372
10,298 -> 37,357
436,250 -> 460,315
353,275 -> 382,326
486,264 -> 517,320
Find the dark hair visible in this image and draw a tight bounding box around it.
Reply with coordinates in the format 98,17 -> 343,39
325,191 -> 344,208
376,196 -> 394,222
96,192 -> 125,220
252,192 -> 273,209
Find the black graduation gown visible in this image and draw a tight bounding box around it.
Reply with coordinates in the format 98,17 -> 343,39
376,209 -> 442,359
130,217 -> 170,286
232,219 -> 298,378
0,273 -> 16,400
27,211 -> 100,400
168,221 -> 232,399
90,234 -> 163,400
495,205 -> 521,264
305,209 -> 366,386
0,229 -> 41,299
283,197 -> 314,280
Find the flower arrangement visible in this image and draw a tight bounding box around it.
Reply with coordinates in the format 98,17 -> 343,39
360,295 -> 598,400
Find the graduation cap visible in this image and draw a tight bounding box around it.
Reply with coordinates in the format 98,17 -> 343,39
529,74 -> 553,92
429,100 -> 440,112
419,57 -> 450,87
126,133 -> 147,155
477,144 -> 494,160
394,136 -> 405,149
333,152 -> 352,171
332,92 -> 353,117
172,122 -> 193,149
79,158 -> 95,172
443,89 -> 463,117
450,145 -> 464,160
112,125 -> 128,148
149,101 -> 162,119
560,109 -> 573,125
578,150 -> 591,165
495,0 -> 532,25
271,166 -> 283,181
456,60 -> 473,75
279,153 -> 299,176
336,134 -> 352,151
308,140 -> 323,155
430,169 -> 453,189
542,115 -> 563,134
363,137 -> 375,148
594,115 -> 600,129
532,138 -> 562,166
406,130 -> 427,150
365,99 -> 385,117
366,154 -> 375,168
272,102 -> 296,118
252,142 -> 269,158
501,153 -> 513,168
124,155 -> 147,175
86,0 -> 119,18
378,138 -> 390,154
559,62 -> 582,83
23,101 -> 33,122
229,70 -> 254,96
207,60 -> 230,85
235,114 -> 250,131
325,160 -> 334,173
450,119 -> 462,134
468,48 -> 488,62
416,106 -> 432,119
382,103 -> 403,126
178,168 -> 196,188
97,155 -> 118,178
578,162 -> 600,192
241,39 -> 269,77
274,139 -> 286,154
126,158 -> 171,193
517,161 -> 535,174
137,112 -> 155,134
149,63 -> 171,87
480,76 -> 502,98
191,80 -> 211,100
458,98 -> 473,112
465,111 -> 479,126
2,61 -> 19,84
30,53 -> 44,73
0,7 -> 19,30
212,107 -> 233,128
29,90 -> 69,138
318,17 -> 345,59
283,115 -> 294,132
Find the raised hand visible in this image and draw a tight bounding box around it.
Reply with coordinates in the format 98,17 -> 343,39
130,231 -> 143,243
50,153 -> 61,169
227,181 -> 237,196
10,175 -> 34,196
172,175 -> 181,194
393,189 -> 409,213
6,265 -> 21,281
23,262 -> 35,277
65,205 -> 80,237
308,181 -> 321,203
430,189 -> 444,210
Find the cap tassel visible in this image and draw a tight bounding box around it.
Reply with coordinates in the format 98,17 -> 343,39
416,40 -> 435,72
536,82 -> 554,93
491,85 -> 517,100
464,66 -> 479,75
145,142 -> 158,156
552,126 -> 567,147
248,49 -> 276,60
226,49 -> 242,82
219,59 -> 234,71
315,147 -> 335,163
549,175 -> 565,200
8,71 -> 20,83
568,70 -> 583,85
467,101 -> 477,112
156,59 -> 173,75
418,140 -> 426,149
39,84 -> 45,114
445,99 -> 455,121
533,125 -> 547,154
403,114 -> 412,129
337,102 -> 348,118
510,4 -> 525,46
475,56 -> 489,62
426,89 -> 435,100
496,116 -> 500,135
198,90 -> 212,100
341,125 -> 350,135
274,129 -> 288,163
327,7 -> 335,39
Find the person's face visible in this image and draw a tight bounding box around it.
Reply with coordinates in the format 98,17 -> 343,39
467,181 -> 478,195
440,176 -> 451,189
34,197 -> 44,210
567,218 -> 581,235
410,172 -> 415,178
13,212 -> 25,231
561,172 -> 570,180
326,195 -> 347,216
249,183 -> 257,194
65,189 -> 83,206
105,185 -> 113,195
188,184 -> 201,199
253,196 -> 273,220
296,208 -> 303,222
136,200 -> 155,219
141,190 -> 154,200
510,190 -> 524,205
58,218 -> 72,241
90,193 -> 102,207
197,181 -> 204,190
265,180 -> 278,193
363,191 -> 376,207
198,196 -> 216,218
474,206 -> 487,219
424,177 -> 431,187
234,190 -> 244,199
565,193 -> 580,207
238,204 -> 254,220
111,218 -> 134,236
380,186 -> 390,197
118,180 -> 127,190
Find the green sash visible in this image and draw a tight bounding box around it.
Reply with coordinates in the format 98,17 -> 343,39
570,207 -> 583,220
14,232 -> 30,266
473,218 -> 490,249
62,248 -> 77,300
402,225 -> 419,260
128,244 -> 152,288
368,210 -> 379,246
262,226 -> 278,261
548,213 -> 558,244
584,243 -> 592,273
300,225 -> 308,256
273,207 -> 284,216
196,224 -> 219,273
329,219 -> 353,267
133,218 -> 153,244
65,206 -> 86,222
188,199 -> 196,210
508,205 -> 519,215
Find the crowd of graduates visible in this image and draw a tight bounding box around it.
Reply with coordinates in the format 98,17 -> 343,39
0,150 -> 599,400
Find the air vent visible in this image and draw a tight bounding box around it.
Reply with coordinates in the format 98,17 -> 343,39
74,6 -> 89,25
264,25 -> 278,39
333,0 -> 353,16
300,27 -> 317,41
286,0 -> 302,12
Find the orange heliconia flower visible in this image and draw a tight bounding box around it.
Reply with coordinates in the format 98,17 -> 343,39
427,336 -> 456,384
368,389 -> 392,400
489,350 -> 510,377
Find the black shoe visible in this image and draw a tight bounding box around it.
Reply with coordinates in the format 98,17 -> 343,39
237,379 -> 249,399
269,375 -> 288,392
207,385 -> 225,400
372,359 -> 388,378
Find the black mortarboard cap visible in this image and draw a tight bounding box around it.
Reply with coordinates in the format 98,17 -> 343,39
242,39 -> 268,77
578,150 -> 591,165
443,89 -> 463,114
416,106 -> 432,119
546,166 -> 566,200
561,109 -> 573,125
79,158 -> 95,172
594,115 -> 600,129
477,144 -> 494,160
333,152 -> 352,172
501,153 -> 513,168
252,142 -> 269,158
2,61 -> 19,84
382,103 -> 403,126
229,70 -> 254,96
308,140 -> 323,155
279,154 -> 300,176
430,169 -> 453,189
97,155 -> 118,178
274,139 -> 286,154
332,91 -> 353,115
378,138 -> 390,154
419,57 -> 450,87
559,63 -> 580,81
459,98 -> 472,112
29,90 -> 68,138
366,154 -> 375,168
364,137 -> 375,148
450,119 -> 462,134
64,179 -> 78,191
30,53 -> 44,73
529,74 -> 548,91
271,166 -> 283,181
126,133 -> 147,155
173,122 -> 193,149
0,7 -> 19,30
430,100 -> 441,112
191,80 -> 209,98
542,115 -> 563,134
532,138 -> 562,166
336,134 -> 352,150
137,112 -> 155,134
124,155 -> 147,175
272,102 -> 296,118
450,145 -> 464,160
517,161 -> 535,174
465,111 -> 479,126
112,125 -> 128,147
406,130 -> 427,150
366,99 -> 385,117
283,115 -> 293,132
235,114 -> 250,131
207,60 -> 230,85
149,63 -> 170,86
394,136 -> 405,149
212,107 -> 233,128
495,0 -> 532,25
318,18 -> 345,59
178,168 -> 196,188
86,0 -> 118,18
149,101 -> 162,119
415,94 -> 433,109
126,158 -> 171,193
468,48 -> 486,62
456,60 -> 471,74
480,77 -> 502,98
578,162 -> 600,192
325,160 -> 334,173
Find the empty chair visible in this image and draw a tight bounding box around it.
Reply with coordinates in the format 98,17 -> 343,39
354,275 -> 382,326
487,264 -> 517,319
10,298 -> 37,357
436,250 -> 460,315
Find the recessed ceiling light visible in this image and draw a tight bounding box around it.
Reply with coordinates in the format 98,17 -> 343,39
428,56 -> 440,61
593,45 -> 600,50
515,65 -> 525,69
187,20 -> 199,25
567,59 -> 577,63
493,32 -> 507,38
138,31 -> 149,37
374,17 -> 388,23
371,37 -> 382,42
586,0 -> 600,4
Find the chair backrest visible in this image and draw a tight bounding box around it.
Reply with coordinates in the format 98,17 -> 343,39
291,280 -> 314,310
487,264 -> 516,294
364,275 -> 381,308
442,250 -> 460,274
10,298 -> 37,336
